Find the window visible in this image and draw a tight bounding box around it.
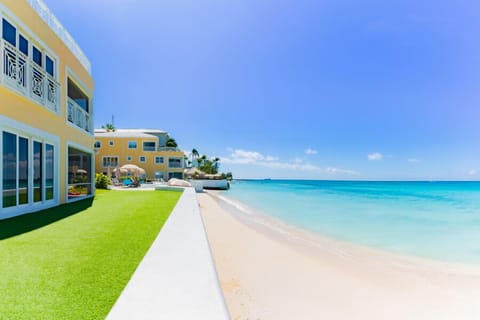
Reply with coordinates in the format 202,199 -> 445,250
46,55 -> 54,77
45,144 -> 54,200
2,19 -> 16,46
102,156 -> 119,167
19,35 -> 28,56
155,171 -> 164,180
67,78 -> 89,112
128,141 -> 137,149
3,132 -> 16,208
2,132 -> 55,208
168,157 -> 183,168
33,141 -> 43,202
143,141 -> 155,152
18,137 -> 28,205
109,141 -> 114,146
168,172 -> 183,180
155,156 -> 164,164
68,147 -> 92,199
94,141 -> 101,149
32,46 -> 42,67
139,156 -> 146,163
127,156 -> 132,161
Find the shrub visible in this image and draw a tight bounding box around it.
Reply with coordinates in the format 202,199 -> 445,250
95,173 -> 111,189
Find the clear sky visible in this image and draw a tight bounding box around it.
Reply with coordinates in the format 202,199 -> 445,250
45,0 -> 480,180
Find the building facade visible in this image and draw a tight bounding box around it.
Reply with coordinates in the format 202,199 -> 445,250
0,0 -> 94,219
94,129 -> 185,181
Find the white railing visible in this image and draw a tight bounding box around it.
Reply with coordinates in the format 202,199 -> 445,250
67,97 -> 92,134
1,39 -> 60,113
27,0 -> 91,74
158,147 -> 182,152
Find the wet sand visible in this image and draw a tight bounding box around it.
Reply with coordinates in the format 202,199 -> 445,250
198,191 -> 480,320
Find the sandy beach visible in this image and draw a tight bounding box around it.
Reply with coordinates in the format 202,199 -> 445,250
198,191 -> 480,320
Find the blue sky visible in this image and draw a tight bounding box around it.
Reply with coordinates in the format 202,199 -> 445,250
45,0 -> 480,180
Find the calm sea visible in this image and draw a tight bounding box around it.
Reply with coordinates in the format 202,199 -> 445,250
224,180 -> 480,265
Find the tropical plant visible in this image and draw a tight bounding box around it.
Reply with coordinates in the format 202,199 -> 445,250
101,123 -> 115,132
166,138 -> 178,148
95,173 -> 111,189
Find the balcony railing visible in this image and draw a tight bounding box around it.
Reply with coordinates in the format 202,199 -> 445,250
1,39 -> 60,113
157,147 -> 182,152
68,97 -> 92,134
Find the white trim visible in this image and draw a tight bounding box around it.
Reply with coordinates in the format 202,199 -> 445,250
155,156 -> 164,165
101,155 -> 119,168
139,156 -> 147,163
168,156 -> 184,169
26,0 -> 91,74
65,66 -> 93,136
0,10 -> 62,116
0,115 -> 60,219
0,4 -> 60,67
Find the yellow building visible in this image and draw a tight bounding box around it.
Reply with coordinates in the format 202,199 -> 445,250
94,129 -> 185,181
0,0 -> 94,219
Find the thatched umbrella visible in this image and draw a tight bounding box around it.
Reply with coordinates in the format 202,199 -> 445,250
184,167 -> 205,179
119,164 -> 146,178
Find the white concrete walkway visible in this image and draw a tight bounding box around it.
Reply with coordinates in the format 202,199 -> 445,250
106,188 -> 229,320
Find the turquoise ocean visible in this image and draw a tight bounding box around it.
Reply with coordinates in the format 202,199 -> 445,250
223,180 -> 480,265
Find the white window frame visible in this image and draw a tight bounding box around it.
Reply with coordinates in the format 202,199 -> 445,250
66,141 -> 94,203
0,9 -> 60,115
168,157 -> 183,169
128,141 -> 137,149
155,156 -> 164,165
139,156 -> 146,163
0,115 -> 60,219
102,156 -> 119,168
65,67 -> 93,136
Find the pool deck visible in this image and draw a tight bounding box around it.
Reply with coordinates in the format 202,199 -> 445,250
106,187 -> 229,320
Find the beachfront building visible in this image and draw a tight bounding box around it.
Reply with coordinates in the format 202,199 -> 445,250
94,129 -> 185,181
0,0 -> 94,219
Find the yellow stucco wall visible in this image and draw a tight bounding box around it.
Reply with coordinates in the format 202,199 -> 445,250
0,0 -> 94,205
94,136 -> 185,180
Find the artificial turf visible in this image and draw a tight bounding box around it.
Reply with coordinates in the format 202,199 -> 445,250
0,189 -> 182,319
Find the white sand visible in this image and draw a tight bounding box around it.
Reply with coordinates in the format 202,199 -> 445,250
198,191 -> 480,320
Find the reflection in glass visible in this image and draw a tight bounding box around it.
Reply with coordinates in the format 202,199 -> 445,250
19,137 -> 28,205
68,147 -> 91,199
3,132 -> 16,208
34,141 -> 43,202
46,144 -> 54,200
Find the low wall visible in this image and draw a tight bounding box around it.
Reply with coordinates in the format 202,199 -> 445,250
106,188 -> 229,320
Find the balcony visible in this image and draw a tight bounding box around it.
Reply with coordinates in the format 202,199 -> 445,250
1,39 -> 60,113
67,97 -> 92,134
157,147 -> 182,152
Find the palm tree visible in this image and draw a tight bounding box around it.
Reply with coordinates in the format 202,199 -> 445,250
212,157 -> 220,172
191,148 -> 199,166
198,154 -> 207,168
191,148 -> 199,159
101,123 -> 115,132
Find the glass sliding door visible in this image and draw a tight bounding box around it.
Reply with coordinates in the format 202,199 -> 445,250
18,137 -> 29,205
45,144 -> 54,200
2,132 -> 17,208
33,141 -> 43,202
68,147 -> 92,199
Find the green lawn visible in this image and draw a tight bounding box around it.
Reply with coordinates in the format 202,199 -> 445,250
0,189 -> 182,320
